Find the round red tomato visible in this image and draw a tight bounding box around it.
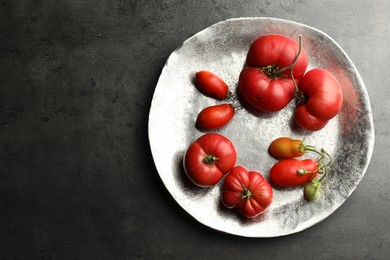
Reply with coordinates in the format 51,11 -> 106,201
222,166 -> 273,218
196,104 -> 234,130
183,133 -> 237,187
239,34 -> 308,112
270,158 -> 318,188
294,68 -> 343,131
195,70 -> 230,99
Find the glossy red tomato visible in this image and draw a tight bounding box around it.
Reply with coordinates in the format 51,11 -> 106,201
196,104 -> 234,130
239,34 -> 308,112
268,137 -> 304,159
270,159 -> 318,188
183,133 -> 237,187
195,70 -> 230,99
222,166 -> 273,218
294,68 -> 343,131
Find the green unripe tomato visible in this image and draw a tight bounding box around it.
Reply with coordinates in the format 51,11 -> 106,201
304,180 -> 321,201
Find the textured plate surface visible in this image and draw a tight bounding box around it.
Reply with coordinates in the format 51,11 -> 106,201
148,17 -> 375,237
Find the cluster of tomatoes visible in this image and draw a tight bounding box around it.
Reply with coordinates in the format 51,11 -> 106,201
183,34 -> 342,218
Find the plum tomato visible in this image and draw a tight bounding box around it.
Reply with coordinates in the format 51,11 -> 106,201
268,137 -> 304,159
268,137 -> 319,159
270,158 -> 318,188
238,34 -> 308,112
195,70 -> 230,99
196,104 -> 234,130
183,133 -> 237,187
222,166 -> 273,218
294,68 -> 343,131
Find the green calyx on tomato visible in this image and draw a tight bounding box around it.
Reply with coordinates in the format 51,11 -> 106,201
203,154 -> 219,165
240,184 -> 253,199
297,168 -> 317,175
298,141 -> 317,154
261,35 -> 303,80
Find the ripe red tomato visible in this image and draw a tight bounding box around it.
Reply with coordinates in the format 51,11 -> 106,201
268,137 -> 304,159
294,68 -> 343,131
183,133 -> 237,187
239,34 -> 308,112
195,70 -> 230,99
270,159 -> 318,188
196,104 -> 234,130
222,166 -> 273,218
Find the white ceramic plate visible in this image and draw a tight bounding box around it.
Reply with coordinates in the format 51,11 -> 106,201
148,17 -> 375,237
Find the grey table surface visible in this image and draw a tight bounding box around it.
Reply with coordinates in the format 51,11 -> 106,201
1,0 -> 389,259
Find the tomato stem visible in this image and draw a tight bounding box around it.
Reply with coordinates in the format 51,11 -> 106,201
299,142 -> 317,154
230,102 -> 241,110
297,167 -> 318,175
241,184 -> 252,199
203,154 -> 219,165
314,149 -> 332,182
226,91 -> 234,100
276,35 -> 303,75
298,143 -> 333,201
285,35 -> 307,102
261,35 -> 303,80
297,141 -> 333,184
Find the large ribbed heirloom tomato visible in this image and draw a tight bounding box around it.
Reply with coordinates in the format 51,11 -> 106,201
222,166 -> 273,218
238,34 -> 308,112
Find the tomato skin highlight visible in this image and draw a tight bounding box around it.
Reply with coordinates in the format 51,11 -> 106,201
183,133 -> 237,187
239,34 -> 308,112
268,137 -> 304,159
270,159 -> 318,188
222,166 -> 273,218
195,70 -> 229,99
294,68 -> 343,131
196,104 -> 234,130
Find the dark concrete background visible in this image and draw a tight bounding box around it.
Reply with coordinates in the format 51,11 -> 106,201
1,0 -> 389,259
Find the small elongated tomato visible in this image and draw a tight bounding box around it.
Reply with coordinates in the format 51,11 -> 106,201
222,166 -> 273,218
270,159 -> 318,188
294,68 -> 343,131
195,70 -> 230,99
268,137 -> 304,159
196,104 -> 234,130
183,133 -> 237,187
